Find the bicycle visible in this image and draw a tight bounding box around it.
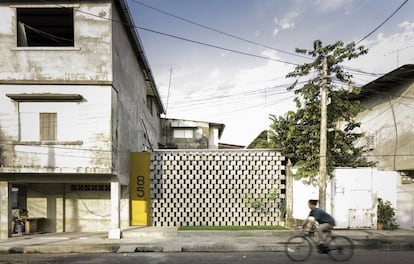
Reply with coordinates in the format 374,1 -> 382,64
285,229 -> 354,262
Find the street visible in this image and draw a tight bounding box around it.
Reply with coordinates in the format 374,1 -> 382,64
0,251 -> 413,264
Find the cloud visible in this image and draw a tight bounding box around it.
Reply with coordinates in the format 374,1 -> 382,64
345,29 -> 414,82
399,21 -> 414,31
272,12 -> 299,37
314,0 -> 353,12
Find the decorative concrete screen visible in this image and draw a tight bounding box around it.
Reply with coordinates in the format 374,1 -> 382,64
150,150 -> 286,226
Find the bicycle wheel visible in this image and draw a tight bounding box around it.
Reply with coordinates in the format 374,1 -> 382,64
285,236 -> 312,262
327,235 -> 354,261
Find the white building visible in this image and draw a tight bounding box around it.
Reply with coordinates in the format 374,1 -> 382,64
160,118 -> 225,149
0,0 -> 164,239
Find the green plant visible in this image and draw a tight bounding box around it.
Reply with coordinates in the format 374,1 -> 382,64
245,196 -> 264,210
377,198 -> 398,230
267,189 -> 279,201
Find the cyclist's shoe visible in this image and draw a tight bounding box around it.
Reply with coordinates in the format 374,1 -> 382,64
318,244 -> 329,254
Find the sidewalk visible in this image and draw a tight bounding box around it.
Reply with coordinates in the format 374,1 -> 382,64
0,227 -> 413,254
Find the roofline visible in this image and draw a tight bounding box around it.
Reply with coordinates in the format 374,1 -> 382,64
356,64 -> 414,100
161,117 -> 226,138
115,0 -> 165,114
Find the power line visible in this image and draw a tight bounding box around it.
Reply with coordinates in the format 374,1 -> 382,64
39,0 -> 298,65
38,0 -> 386,76
136,26 -> 299,65
356,0 -> 409,44
131,0 -> 312,60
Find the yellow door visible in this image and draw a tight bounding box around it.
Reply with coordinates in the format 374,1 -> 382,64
130,152 -> 151,226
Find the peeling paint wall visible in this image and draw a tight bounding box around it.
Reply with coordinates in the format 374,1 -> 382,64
23,183 -> 111,232
357,81 -> 414,170
0,2 -> 112,83
0,0 -> 162,233
0,85 -> 112,173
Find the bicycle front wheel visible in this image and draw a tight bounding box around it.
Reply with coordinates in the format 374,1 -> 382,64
327,235 -> 354,261
285,236 -> 312,262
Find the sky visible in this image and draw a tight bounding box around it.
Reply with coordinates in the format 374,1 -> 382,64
127,0 -> 414,146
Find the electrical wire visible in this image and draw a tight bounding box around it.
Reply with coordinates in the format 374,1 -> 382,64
37,0 -> 298,65
37,0 -> 386,76
356,0 -> 409,44
130,0 -> 312,60
137,26 -> 300,65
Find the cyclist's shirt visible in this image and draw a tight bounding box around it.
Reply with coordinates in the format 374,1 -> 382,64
309,208 -> 335,226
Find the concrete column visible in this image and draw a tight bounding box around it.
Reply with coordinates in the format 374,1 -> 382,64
0,181 -> 11,239
208,127 -> 219,149
108,181 -> 121,239
286,159 -> 294,228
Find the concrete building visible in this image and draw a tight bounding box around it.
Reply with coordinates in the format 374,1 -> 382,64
0,0 -> 164,239
159,118 -> 225,149
353,64 -> 414,229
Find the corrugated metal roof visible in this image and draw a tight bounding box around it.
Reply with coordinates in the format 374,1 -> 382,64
357,64 -> 414,99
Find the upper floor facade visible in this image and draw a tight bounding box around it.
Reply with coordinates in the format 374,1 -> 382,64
0,1 -> 164,184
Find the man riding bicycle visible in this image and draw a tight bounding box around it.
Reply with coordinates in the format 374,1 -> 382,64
302,199 -> 335,253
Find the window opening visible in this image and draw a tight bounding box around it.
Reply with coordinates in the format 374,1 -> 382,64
173,129 -> 194,139
39,112 -> 57,141
17,8 -> 74,47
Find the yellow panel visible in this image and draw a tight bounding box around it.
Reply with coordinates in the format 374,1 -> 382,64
130,152 -> 151,226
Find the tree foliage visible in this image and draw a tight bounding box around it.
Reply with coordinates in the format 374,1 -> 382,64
267,40 -> 374,181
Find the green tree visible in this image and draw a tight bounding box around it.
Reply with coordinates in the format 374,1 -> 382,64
268,40 -> 373,182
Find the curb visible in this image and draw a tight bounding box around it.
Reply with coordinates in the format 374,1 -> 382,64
0,244 -> 120,254
1,242 -> 413,254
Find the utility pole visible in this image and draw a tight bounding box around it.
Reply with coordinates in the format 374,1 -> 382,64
165,67 -> 173,117
319,55 -> 328,210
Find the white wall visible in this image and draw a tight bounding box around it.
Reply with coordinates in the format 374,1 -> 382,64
397,179 -> 414,229
292,168 -> 399,229
0,85 -> 112,173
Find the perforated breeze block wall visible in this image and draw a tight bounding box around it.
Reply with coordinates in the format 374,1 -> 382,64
150,150 -> 286,226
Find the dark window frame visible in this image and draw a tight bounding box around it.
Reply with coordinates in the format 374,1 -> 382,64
16,7 -> 74,47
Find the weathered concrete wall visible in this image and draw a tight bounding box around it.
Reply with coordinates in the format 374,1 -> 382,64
0,182 -> 11,239
111,4 -> 161,186
0,2 -> 112,83
357,82 -> 414,170
150,150 -> 286,226
0,85 -> 112,173
24,183 -> 111,232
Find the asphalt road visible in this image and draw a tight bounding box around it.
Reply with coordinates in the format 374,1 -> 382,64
0,251 -> 413,264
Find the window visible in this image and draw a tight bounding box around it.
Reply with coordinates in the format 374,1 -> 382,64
17,8 -> 74,47
173,129 -> 193,139
39,113 -> 57,141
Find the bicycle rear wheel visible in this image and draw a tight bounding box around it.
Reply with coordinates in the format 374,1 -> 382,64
285,236 -> 312,262
327,235 -> 354,261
